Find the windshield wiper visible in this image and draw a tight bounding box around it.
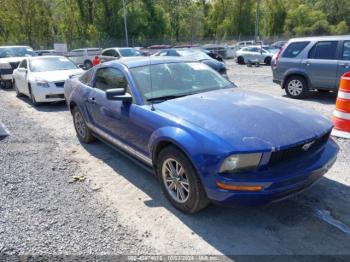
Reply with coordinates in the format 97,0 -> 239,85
147,93 -> 197,102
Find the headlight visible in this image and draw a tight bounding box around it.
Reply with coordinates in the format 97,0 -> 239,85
219,153 -> 262,173
34,78 -> 50,88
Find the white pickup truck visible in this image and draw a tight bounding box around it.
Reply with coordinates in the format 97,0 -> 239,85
67,48 -> 101,69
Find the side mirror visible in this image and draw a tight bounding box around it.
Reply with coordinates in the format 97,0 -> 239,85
106,88 -> 132,103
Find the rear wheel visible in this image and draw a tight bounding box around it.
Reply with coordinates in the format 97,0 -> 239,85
157,146 -> 210,214
73,107 -> 95,143
264,56 -> 272,65
285,76 -> 309,99
84,60 -> 93,69
237,56 -> 245,65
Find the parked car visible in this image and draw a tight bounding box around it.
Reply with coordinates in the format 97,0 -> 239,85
0,46 -> 36,88
100,47 -> 143,63
202,44 -> 231,59
68,48 -> 102,69
64,57 -> 338,213
153,48 -> 227,77
270,41 -> 288,49
13,56 -> 83,106
236,46 -> 274,65
35,49 -> 56,56
272,35 -> 350,99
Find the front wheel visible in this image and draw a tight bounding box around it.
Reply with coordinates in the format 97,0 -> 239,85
237,56 -> 245,65
73,107 -> 95,143
157,146 -> 210,213
285,76 -> 309,99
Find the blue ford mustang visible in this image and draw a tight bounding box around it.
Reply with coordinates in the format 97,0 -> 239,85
64,57 -> 339,213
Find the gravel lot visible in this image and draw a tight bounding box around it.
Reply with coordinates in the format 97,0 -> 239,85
0,62 -> 349,257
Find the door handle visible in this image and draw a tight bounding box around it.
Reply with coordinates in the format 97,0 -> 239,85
302,60 -> 310,66
339,63 -> 349,68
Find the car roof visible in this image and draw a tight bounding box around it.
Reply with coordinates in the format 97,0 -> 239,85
289,35 -> 350,42
103,57 -> 196,69
0,46 -> 32,49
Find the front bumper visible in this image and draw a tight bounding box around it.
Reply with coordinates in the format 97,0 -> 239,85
32,84 -> 65,102
204,139 -> 339,206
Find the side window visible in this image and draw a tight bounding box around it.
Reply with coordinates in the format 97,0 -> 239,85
102,49 -> 117,57
94,67 -> 128,92
157,51 -> 168,56
251,47 -> 260,53
79,69 -> 94,86
282,41 -> 309,58
167,50 -> 179,56
342,41 -> 350,60
19,59 -> 27,69
308,41 -> 338,60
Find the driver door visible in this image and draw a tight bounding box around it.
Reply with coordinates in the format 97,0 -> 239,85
86,67 -> 147,154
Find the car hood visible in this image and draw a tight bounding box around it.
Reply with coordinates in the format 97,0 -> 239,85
155,88 -> 332,152
31,69 -> 84,82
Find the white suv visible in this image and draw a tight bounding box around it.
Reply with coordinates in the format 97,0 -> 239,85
68,48 -> 101,69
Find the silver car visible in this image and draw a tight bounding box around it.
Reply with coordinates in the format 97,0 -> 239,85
236,46 -> 274,65
272,35 -> 350,99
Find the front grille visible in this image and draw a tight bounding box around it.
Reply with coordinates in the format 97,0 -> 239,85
9,62 -> 20,70
268,130 -> 331,167
55,82 -> 65,87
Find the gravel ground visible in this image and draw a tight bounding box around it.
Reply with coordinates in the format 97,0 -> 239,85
0,62 -> 349,257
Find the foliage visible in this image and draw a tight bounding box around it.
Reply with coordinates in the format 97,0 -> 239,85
0,0 -> 349,48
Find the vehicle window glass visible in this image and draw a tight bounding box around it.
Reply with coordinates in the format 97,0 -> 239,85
102,50 -> 117,57
79,69 -> 94,86
282,41 -> 309,58
95,67 -> 128,91
118,48 -> 142,57
0,47 -> 35,58
308,41 -> 338,60
251,47 -> 260,53
19,60 -> 27,69
30,57 -> 77,72
130,62 -> 234,104
157,51 -> 168,56
342,41 -> 350,60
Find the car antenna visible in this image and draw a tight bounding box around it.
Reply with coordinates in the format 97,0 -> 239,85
149,56 -> 155,111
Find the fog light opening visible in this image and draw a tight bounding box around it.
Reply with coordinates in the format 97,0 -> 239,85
216,182 -> 263,192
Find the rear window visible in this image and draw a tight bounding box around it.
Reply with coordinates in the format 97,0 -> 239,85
282,41 -> 309,58
308,41 -> 338,60
342,41 -> 350,60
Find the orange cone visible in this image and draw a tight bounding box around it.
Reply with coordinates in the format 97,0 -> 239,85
332,71 -> 350,138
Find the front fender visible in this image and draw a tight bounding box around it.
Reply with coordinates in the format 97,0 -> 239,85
149,126 -> 230,175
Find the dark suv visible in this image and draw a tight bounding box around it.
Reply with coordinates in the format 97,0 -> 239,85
272,36 -> 350,99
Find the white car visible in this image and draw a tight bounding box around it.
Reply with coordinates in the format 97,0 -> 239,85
235,46 -> 274,65
0,46 -> 35,88
100,47 -> 143,62
12,56 -> 84,106
68,48 -> 101,69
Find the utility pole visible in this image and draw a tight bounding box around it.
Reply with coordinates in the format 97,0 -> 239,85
122,0 -> 129,47
254,0 -> 261,43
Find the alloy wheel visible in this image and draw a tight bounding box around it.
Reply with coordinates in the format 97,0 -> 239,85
162,158 -> 190,203
287,79 -> 303,96
74,111 -> 86,138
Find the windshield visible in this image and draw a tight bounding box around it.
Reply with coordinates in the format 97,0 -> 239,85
119,48 -> 142,57
130,62 -> 234,103
30,57 -> 78,72
0,47 -> 35,58
176,50 -> 211,61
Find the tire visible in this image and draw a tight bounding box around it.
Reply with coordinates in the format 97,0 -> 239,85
237,56 -> 245,65
13,81 -> 23,97
72,106 -> 95,143
264,56 -> 272,65
157,146 -> 210,214
84,60 -> 93,69
285,76 -> 309,99
29,85 -> 40,106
